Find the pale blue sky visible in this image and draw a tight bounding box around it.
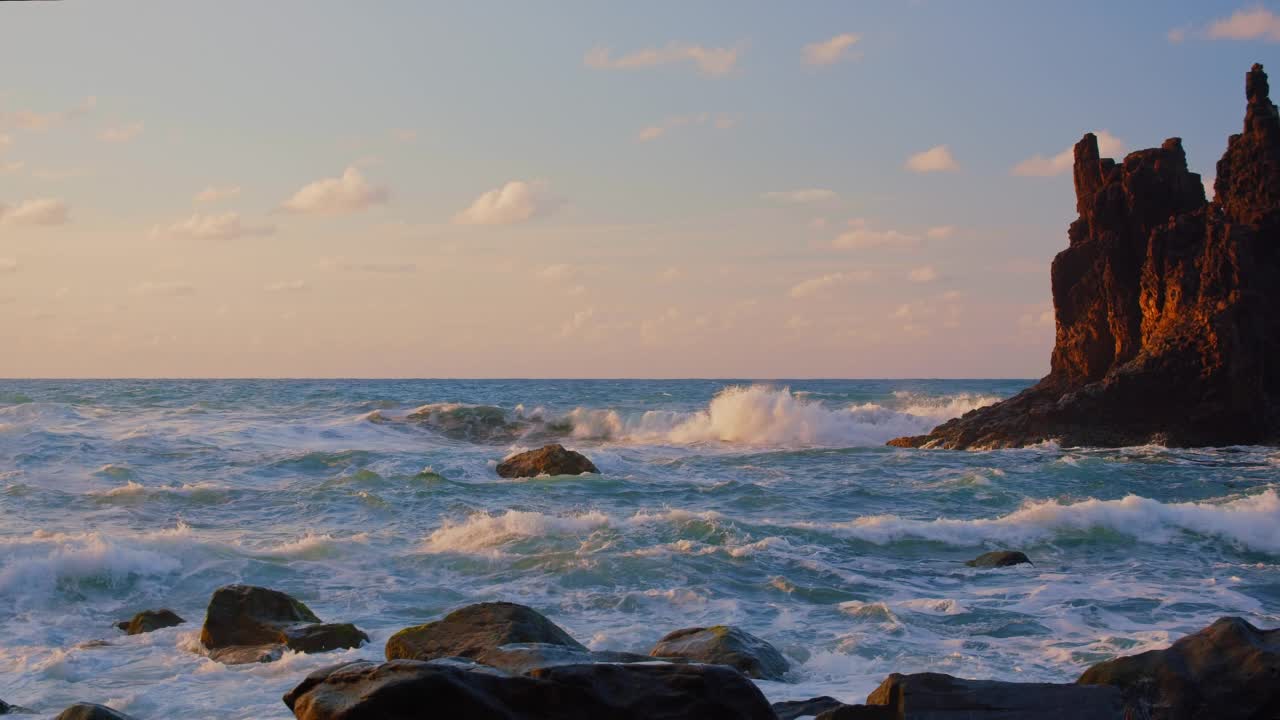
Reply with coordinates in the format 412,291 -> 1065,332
0,1 -> 1274,377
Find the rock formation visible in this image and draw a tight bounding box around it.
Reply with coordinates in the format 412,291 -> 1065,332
200,585 -> 368,664
495,444 -> 598,478
965,550 -> 1033,568
648,625 -> 790,681
115,608 -> 184,635
890,64 -> 1280,449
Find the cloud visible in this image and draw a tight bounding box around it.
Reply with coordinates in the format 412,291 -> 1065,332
789,271 -> 869,298
905,145 -> 959,173
454,180 -> 556,225
1,198 -> 70,226
908,265 -> 939,283
391,128 -> 418,143
926,225 -> 956,240
1167,26 -> 1190,44
560,307 -> 596,337
194,185 -> 242,204
0,258 -> 17,273
0,161 -> 23,174
1012,130 -> 1125,176
0,134 -> 10,153
265,279 -> 308,292
154,212 -> 275,240
636,112 -> 737,142
761,188 -> 838,204
538,263 -> 580,282
131,281 -> 195,297
2,96 -> 95,131
1019,303 -> 1055,329
657,266 -> 684,283
1204,176 -> 1216,200
319,257 -> 417,273
803,33 -> 862,66
282,167 -> 389,215
1207,6 -> 1280,41
98,122 -> 144,143
584,42 -> 741,77
832,219 -> 919,249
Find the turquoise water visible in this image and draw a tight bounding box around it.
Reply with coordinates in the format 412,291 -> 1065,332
0,379 -> 1277,718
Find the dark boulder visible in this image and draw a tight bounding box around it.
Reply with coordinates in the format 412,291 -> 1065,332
200,585 -> 367,664
209,644 -> 285,665
855,672 -> 1123,719
965,550 -> 1033,568
495,444 -> 598,478
0,699 -> 34,715
386,601 -> 586,670
648,625 -> 789,680
1077,616 -> 1280,720
773,696 -> 848,720
283,659 -> 777,720
115,608 -> 185,635
53,705 -> 136,720
890,64 -> 1280,449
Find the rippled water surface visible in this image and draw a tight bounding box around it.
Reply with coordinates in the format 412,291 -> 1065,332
0,379 -> 1277,718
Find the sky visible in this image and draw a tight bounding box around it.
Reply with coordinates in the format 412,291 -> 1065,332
0,1 -> 1275,378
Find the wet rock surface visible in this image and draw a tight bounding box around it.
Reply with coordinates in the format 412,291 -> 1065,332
200,585 -> 367,664
648,625 -> 789,680
115,608 -> 185,635
495,444 -> 598,478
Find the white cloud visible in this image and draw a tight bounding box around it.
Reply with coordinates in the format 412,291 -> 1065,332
2,198 -> 70,226
908,266 -> 939,283
1012,130 -> 1125,177
789,270 -> 872,298
803,33 -> 862,66
131,281 -> 195,297
585,42 -> 740,77
265,279 -> 308,292
761,188 -> 838,204
319,257 -> 417,273
1208,6 -> 1280,41
1204,175 -> 1216,200
282,167 -> 388,215
560,307 -> 596,337
391,128 -> 418,143
636,112 -> 737,142
454,180 -> 556,225
98,122 -> 144,143
905,145 -> 959,173
0,258 -> 17,273
926,225 -> 956,240
538,263 -> 579,282
0,134 -> 10,153
1168,26 -> 1189,44
1019,304 -> 1055,329
657,266 -> 684,283
832,219 -> 919,249
194,185 -> 242,204
2,96 -> 95,131
0,161 -> 23,174
154,212 -> 275,240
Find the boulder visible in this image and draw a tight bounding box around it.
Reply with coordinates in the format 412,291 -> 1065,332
495,444 -> 598,478
772,696 -> 848,720
1077,616 -> 1280,720
851,672 -> 1123,719
889,64 -> 1280,449
648,625 -> 789,680
53,705 -> 136,720
115,608 -> 185,635
965,550 -> 1033,568
386,602 -> 587,672
409,403 -> 525,443
283,659 -> 777,720
200,585 -> 367,664
0,699 -> 34,715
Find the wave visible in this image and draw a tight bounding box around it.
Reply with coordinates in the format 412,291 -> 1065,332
403,385 -> 998,448
791,489 -> 1280,552
421,508 -> 727,555
0,525 -> 195,596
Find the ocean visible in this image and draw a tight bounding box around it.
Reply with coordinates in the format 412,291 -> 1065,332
0,379 -> 1276,718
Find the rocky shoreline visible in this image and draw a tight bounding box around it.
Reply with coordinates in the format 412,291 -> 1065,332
1,580 -> 1275,719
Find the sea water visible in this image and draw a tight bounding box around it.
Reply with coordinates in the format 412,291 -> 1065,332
0,379 -> 1276,718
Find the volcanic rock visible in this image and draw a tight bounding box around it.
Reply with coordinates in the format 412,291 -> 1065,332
495,444 -> 598,478
648,625 -> 790,680
890,64 -> 1280,449
1077,616 -> 1280,720
200,584 -> 367,664
283,659 -> 777,720
115,608 -> 185,635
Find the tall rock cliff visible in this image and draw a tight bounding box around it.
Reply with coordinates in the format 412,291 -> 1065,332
890,64 -> 1280,449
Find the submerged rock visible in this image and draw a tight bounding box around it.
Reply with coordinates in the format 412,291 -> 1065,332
648,625 -> 789,680
495,444 -> 598,478
53,705 -> 136,720
386,601 -> 586,671
889,64 -> 1280,449
283,659 -> 776,720
408,403 -> 526,442
115,608 -> 185,635
1078,616 -> 1280,720
200,585 -> 367,664
965,550 -> 1033,568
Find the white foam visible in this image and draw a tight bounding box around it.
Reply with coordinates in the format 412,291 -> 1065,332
791,489 -> 1280,551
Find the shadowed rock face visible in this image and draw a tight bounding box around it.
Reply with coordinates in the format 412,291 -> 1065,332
890,64 -> 1280,449
495,444 -> 598,478
1078,616 -> 1280,720
54,705 -> 136,720
200,585 -> 368,664
115,608 -> 184,635
648,625 -> 790,681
